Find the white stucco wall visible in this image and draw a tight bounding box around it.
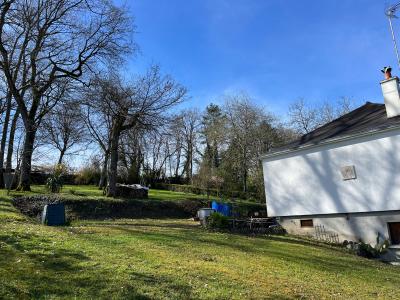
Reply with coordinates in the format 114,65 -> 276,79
279,211 -> 400,245
262,128 -> 400,217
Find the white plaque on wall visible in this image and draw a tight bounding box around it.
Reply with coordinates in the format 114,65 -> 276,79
340,165 -> 356,180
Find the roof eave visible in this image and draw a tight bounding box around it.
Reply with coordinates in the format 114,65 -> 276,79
260,125 -> 400,161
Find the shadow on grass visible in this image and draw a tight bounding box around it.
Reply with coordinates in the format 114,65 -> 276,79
129,271 -> 193,299
82,220 -> 199,230
79,221 -> 347,254
0,201 -> 12,207
84,221 -> 344,252
80,222 -> 400,280
0,206 -> 19,214
0,231 -> 152,299
264,296 -> 293,300
0,198 -> 22,216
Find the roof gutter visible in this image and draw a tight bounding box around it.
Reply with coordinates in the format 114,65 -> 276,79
260,124 -> 400,161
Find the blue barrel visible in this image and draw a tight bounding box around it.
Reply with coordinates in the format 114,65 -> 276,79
42,203 -> 66,226
211,201 -> 231,217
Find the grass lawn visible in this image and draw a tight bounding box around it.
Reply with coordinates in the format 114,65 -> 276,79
0,188 -> 399,299
6,184 -> 208,201
13,184 -> 258,205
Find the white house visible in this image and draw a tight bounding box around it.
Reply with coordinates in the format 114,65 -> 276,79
262,68 -> 400,248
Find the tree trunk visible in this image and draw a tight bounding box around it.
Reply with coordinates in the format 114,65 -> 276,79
213,141 -> 219,169
243,169 -> 247,193
242,147 -> 248,193
128,145 -> 142,184
0,92 -> 12,188
189,150 -> 193,184
58,148 -> 66,165
5,108 -> 19,172
98,151 -> 109,189
17,121 -> 36,191
107,121 -> 123,197
136,147 -> 142,182
188,141 -> 193,183
174,146 -> 181,178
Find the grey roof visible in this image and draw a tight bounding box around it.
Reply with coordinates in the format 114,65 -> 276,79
268,102 -> 400,155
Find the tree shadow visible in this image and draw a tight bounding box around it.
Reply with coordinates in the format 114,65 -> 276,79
129,271 -> 193,299
109,222 -> 400,279
0,230 -> 151,299
82,220 -> 199,230
0,201 -> 12,207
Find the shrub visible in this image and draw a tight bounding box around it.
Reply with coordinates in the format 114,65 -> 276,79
74,166 -> 101,185
265,224 -> 286,235
206,212 -> 230,230
357,240 -> 390,259
45,164 -> 66,193
357,242 -> 378,258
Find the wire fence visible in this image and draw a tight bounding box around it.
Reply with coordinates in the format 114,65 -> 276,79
314,224 -> 340,244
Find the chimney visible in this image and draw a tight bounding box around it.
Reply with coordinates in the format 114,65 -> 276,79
380,66 -> 400,118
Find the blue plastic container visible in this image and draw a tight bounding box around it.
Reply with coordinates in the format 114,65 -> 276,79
211,201 -> 231,217
42,203 -> 66,226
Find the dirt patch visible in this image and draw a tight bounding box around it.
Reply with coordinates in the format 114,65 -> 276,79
13,196 -> 63,220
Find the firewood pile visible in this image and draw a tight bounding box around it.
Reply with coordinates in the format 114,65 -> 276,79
115,184 -> 149,199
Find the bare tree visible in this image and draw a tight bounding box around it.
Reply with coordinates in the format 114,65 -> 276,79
288,98 -> 320,134
119,129 -> 144,184
223,93 -> 276,193
86,66 -> 186,197
39,101 -> 87,164
175,109 -> 201,183
141,129 -> 171,184
288,97 -> 357,135
0,89 -> 12,187
83,102 -> 113,189
0,0 -> 132,190
319,97 -> 354,124
167,115 -> 184,179
5,107 -> 20,172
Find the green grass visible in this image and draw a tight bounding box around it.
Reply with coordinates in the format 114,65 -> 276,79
5,184 -> 208,202
64,184 -> 222,202
148,188 -> 206,201
0,188 -> 399,299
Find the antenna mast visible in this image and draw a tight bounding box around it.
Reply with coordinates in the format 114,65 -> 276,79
386,2 -> 400,69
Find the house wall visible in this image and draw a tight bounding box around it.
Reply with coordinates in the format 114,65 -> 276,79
279,211 -> 400,245
262,128 -> 400,217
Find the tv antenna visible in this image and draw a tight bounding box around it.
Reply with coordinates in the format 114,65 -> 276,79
386,2 -> 400,69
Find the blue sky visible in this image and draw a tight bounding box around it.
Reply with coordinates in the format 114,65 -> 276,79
125,0 -> 397,116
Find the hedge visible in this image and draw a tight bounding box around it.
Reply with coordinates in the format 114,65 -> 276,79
12,195 -> 209,220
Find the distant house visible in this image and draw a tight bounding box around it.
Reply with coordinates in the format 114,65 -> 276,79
261,68 -> 400,247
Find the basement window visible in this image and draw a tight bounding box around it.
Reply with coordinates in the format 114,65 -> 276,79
300,219 -> 314,227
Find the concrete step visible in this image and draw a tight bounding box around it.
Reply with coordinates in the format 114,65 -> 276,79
380,245 -> 400,263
